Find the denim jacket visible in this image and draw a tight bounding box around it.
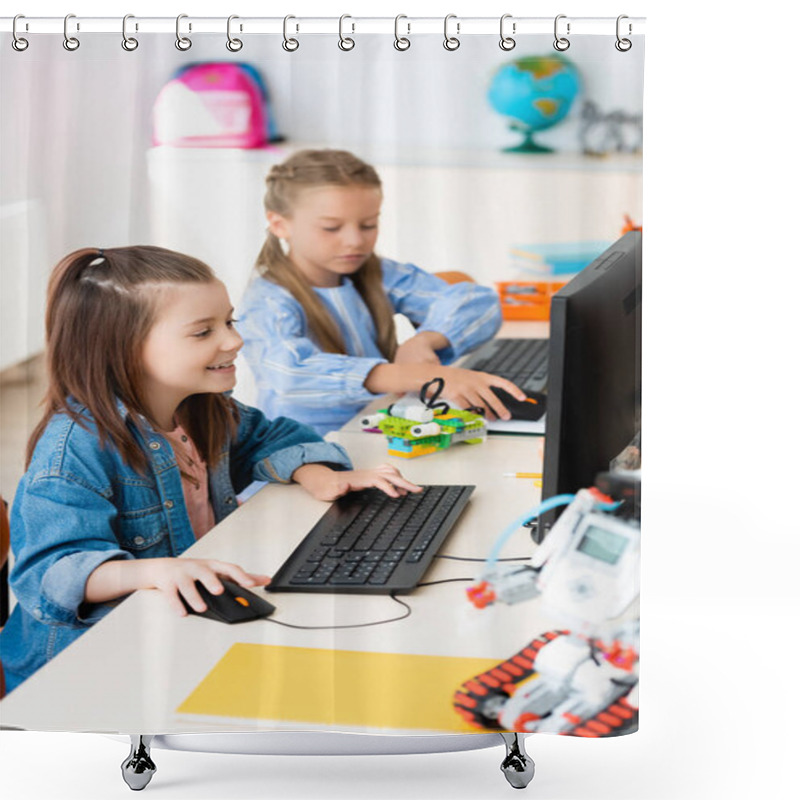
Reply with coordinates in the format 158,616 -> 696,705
0,397 -> 351,694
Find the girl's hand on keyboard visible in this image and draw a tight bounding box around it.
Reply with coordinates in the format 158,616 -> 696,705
293,463 -> 423,502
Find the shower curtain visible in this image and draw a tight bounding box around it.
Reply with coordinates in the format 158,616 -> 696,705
0,13 -> 643,754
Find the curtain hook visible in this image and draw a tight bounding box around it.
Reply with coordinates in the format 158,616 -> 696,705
122,14 -> 139,51
553,14 -> 570,51
12,14 -> 29,51
499,14 -> 516,51
443,14 -> 460,51
394,15 -> 411,51
283,15 -> 299,52
615,15 -> 632,51
338,14 -> 355,51
63,13 -> 80,51
175,14 -> 192,51
226,15 -> 243,51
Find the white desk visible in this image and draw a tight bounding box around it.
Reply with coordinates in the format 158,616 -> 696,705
1,319 -> 567,735
0,429 -> 554,734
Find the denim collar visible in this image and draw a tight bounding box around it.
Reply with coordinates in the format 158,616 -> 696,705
64,395 -> 156,434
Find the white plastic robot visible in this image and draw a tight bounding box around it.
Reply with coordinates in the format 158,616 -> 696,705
456,474 -> 640,738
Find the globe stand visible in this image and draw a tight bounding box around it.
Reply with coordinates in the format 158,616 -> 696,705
504,124 -> 553,154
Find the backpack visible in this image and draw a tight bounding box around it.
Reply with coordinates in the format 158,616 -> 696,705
153,62 -> 282,148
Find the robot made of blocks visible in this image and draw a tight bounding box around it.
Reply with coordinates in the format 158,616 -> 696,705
361,377 -> 487,458
454,473 -> 640,737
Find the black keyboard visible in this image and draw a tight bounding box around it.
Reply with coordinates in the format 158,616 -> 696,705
462,338 -> 549,393
269,485 -> 475,594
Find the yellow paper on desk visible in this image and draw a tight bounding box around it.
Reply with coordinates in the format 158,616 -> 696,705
177,643 -> 499,732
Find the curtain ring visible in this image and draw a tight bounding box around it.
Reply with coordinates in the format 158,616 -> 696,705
394,15 -> 410,51
338,14 -> 355,51
499,14 -> 516,51
553,14 -> 570,51
226,15 -> 243,51
122,14 -> 139,51
175,14 -> 192,51
12,15 -> 29,51
283,15 -> 299,52
63,14 -> 80,51
615,15 -> 632,51
443,14 -> 460,51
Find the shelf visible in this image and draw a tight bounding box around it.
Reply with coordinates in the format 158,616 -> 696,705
146,144 -> 642,173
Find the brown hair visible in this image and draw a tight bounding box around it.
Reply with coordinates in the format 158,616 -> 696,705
26,246 -> 239,473
255,149 -> 397,360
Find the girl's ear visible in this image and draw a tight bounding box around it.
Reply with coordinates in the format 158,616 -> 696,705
266,210 -> 290,240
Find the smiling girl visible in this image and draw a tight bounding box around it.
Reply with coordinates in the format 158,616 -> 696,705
0,245 -> 417,694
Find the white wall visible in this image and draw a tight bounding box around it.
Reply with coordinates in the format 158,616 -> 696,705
0,32 -> 643,365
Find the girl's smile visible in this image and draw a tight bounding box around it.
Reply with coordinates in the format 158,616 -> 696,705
206,358 -> 236,372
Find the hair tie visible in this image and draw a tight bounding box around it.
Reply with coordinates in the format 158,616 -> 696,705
97,248 -> 105,258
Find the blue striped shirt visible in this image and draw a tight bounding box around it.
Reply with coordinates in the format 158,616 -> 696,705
237,257 -> 502,435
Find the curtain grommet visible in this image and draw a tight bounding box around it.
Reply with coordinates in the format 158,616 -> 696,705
175,14 -> 192,51
553,14 -> 570,52
63,14 -> 80,51
226,15 -> 243,52
615,15 -> 633,51
443,14 -> 460,51
394,15 -> 411,51
121,14 -> 139,51
338,14 -> 355,51
499,14 -> 516,51
282,15 -> 299,52
12,15 -> 29,51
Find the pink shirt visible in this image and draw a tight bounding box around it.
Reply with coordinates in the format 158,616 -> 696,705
164,424 -> 215,540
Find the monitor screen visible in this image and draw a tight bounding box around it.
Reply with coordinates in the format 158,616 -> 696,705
539,231 -> 642,541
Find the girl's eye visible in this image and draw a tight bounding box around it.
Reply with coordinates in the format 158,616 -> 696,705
226,318 -> 239,328
361,224 -> 377,230
193,329 -> 212,338
322,227 -> 340,233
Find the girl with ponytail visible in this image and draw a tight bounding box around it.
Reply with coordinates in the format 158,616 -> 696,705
238,149 -> 526,435
0,245 -> 417,694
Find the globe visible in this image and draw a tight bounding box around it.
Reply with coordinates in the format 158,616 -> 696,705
487,54 -> 581,153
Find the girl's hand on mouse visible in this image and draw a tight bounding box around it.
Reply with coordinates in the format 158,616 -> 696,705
147,558 -> 271,616
393,331 -> 447,366
364,363 -> 524,420
84,557 -> 271,616
433,367 -> 526,421
292,463 -> 422,502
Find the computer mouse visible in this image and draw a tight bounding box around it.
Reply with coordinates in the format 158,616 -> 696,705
491,388 -> 547,421
181,578 -> 276,624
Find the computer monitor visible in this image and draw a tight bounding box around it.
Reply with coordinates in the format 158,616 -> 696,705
538,231 -> 642,542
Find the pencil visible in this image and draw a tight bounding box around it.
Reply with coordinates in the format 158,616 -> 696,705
503,472 -> 542,479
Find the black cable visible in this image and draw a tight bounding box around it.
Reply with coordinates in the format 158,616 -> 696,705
263,575 -> 479,629
416,577 -> 475,587
264,592 -> 412,631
